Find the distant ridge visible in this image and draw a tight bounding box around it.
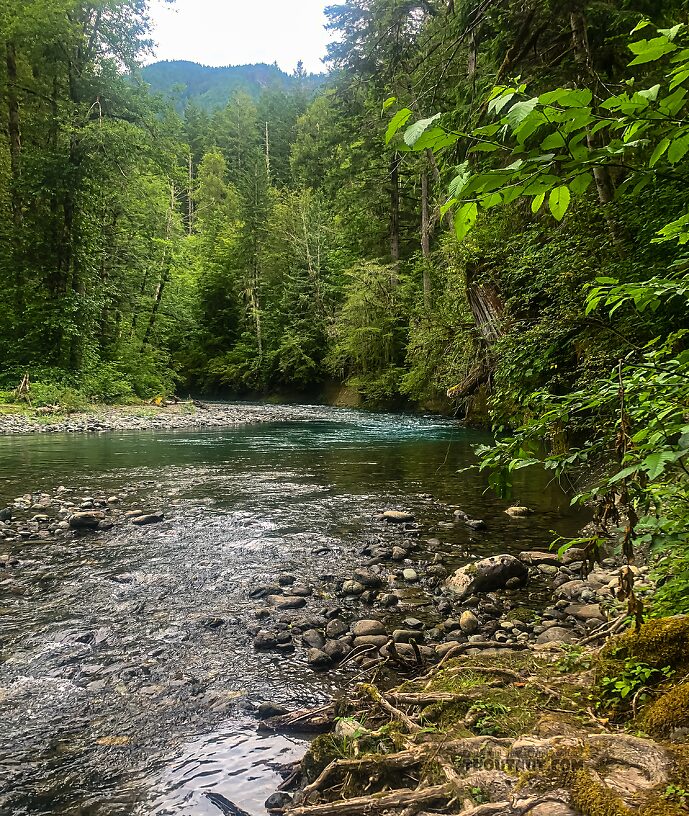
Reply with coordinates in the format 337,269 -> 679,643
141,60 -> 325,110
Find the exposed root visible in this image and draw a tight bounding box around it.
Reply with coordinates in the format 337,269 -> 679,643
289,783 -> 453,816
359,683 -> 422,733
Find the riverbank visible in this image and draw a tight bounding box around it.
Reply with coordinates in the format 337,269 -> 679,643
271,613 -> 689,816
0,401 -> 339,434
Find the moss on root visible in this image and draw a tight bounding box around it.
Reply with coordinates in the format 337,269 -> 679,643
642,683 -> 689,737
606,616 -> 689,672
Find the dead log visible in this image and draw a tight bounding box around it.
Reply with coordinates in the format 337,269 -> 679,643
303,745 -> 433,797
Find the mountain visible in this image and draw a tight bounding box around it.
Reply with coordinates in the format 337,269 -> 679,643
141,60 -> 325,110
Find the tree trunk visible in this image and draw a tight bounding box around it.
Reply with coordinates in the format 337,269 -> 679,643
389,153 -> 401,274
569,9 -> 615,206
187,152 -> 194,235
468,29 -> 478,97
141,185 -> 175,350
6,41 -> 22,226
421,169 -> 432,308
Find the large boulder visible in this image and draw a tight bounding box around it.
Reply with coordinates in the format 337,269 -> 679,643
383,510 -> 415,524
447,554 -> 529,599
69,511 -> 105,530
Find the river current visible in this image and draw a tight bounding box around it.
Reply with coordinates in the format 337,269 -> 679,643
0,404 -> 581,816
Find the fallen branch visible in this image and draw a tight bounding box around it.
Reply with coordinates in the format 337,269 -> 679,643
423,665 -> 522,691
578,613 -> 627,646
303,745 -> 432,796
388,691 -> 485,706
424,642 -> 531,679
359,683 -> 422,733
288,784 -> 453,816
258,704 -> 336,734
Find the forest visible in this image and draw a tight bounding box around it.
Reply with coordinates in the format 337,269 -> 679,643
2,1 -> 689,602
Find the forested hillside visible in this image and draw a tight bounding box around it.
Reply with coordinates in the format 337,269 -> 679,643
141,60 -> 324,111
0,2 -> 687,433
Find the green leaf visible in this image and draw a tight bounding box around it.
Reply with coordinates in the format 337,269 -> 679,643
539,89 -> 593,108
449,163 -> 471,197
480,192 -> 502,209
505,97 -> 539,129
541,131 -> 567,150
629,36 -> 678,66
523,175 -> 560,195
668,135 -> 689,164
468,142 -> 500,153
638,84 -> 661,101
440,198 -> 457,218
658,24 -> 684,41
531,192 -> 545,213
650,137 -> 671,167
549,186 -> 571,221
642,450 -> 677,480
403,113 -> 442,147
409,127 -> 458,152
385,108 -> 413,145
454,202 -> 478,241
488,91 -> 514,116
382,96 -> 397,112
570,172 -> 593,196
670,69 -> 689,90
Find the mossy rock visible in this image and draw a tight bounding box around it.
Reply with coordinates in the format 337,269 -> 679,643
507,606 -> 538,623
643,683 -> 689,737
301,734 -> 342,782
606,616 -> 689,672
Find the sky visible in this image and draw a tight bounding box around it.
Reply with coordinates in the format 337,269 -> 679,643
147,0 -> 332,74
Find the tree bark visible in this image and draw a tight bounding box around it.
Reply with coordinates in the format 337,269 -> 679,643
142,185 -> 175,350
389,153 -> 401,279
421,169 -> 432,307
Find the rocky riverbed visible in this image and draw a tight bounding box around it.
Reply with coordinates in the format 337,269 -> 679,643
1,487 -> 650,678
0,401 -> 323,434
0,408 -> 602,815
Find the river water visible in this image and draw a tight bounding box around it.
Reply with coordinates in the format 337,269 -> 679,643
0,405 -> 580,816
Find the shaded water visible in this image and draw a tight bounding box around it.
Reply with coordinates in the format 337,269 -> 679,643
0,405 -> 581,815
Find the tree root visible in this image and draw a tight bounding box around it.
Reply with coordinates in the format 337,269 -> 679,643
421,642 -> 531,680
422,665 -> 522,691
289,784 -> 453,816
388,691 -> 486,705
359,683 -> 422,733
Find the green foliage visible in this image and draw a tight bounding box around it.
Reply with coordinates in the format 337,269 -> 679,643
142,60 -> 323,112
600,659 -> 673,705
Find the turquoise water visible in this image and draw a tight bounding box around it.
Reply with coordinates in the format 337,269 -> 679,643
0,405 -> 581,815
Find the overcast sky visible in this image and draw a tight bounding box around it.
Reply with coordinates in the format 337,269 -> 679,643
147,0 -> 332,74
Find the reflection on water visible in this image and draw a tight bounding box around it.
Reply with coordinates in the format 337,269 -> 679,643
146,725 -> 307,816
0,404 -> 581,815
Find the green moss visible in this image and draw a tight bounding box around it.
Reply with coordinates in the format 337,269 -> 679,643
507,606 -> 537,623
570,771 -> 633,816
643,683 -> 689,736
301,734 -> 342,782
607,616 -> 689,672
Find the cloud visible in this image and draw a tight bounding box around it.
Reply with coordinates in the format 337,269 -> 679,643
147,0 -> 331,74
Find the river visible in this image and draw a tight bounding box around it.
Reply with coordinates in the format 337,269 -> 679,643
0,404 -> 581,816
